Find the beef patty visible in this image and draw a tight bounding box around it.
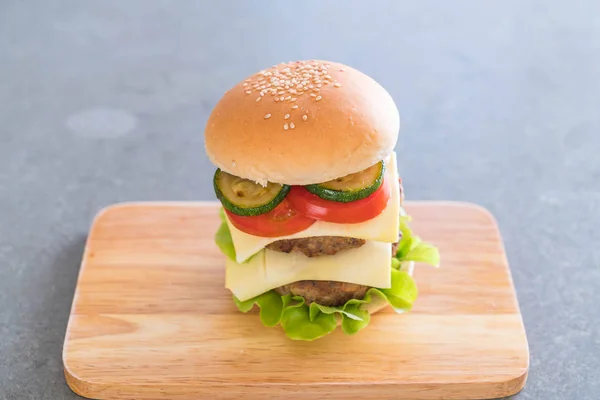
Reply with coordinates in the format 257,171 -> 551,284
266,236 -> 366,257
274,281 -> 369,307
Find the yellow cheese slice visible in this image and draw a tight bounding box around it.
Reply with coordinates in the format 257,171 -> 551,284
226,151 -> 401,263
225,240 -> 392,302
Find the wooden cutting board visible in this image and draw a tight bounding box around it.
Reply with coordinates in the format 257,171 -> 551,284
62,201 -> 529,400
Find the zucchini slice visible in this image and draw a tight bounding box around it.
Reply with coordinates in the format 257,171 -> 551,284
214,169 -> 290,216
305,160 -> 385,203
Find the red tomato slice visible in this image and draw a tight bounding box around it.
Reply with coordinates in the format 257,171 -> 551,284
287,179 -> 391,224
225,198 -> 316,237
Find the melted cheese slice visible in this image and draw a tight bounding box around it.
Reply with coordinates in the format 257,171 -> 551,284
226,151 -> 401,263
226,241 -> 392,302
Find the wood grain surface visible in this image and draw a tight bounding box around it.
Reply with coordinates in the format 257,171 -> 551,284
62,201 -> 529,400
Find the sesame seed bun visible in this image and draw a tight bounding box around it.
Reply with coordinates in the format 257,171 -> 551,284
204,60 -> 400,186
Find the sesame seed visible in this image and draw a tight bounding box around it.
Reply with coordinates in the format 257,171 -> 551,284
256,97 -> 261,102
284,123 -> 289,130
308,84 -> 314,89
334,83 -> 342,87
310,93 -> 317,97
290,122 -> 295,129
243,82 -> 249,87
313,88 -> 320,92
325,75 -> 332,80
278,91 -> 285,95
285,95 -> 291,100
316,96 -> 322,101
245,79 -> 251,82
260,92 -> 265,96
292,105 -> 299,109
264,114 -> 271,119
284,114 -> 290,119
291,97 -> 297,102
274,98 -> 279,102
302,115 -> 308,121
245,90 -> 252,94
280,96 -> 285,101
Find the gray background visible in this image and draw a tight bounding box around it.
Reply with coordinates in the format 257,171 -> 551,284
1,0 -> 599,399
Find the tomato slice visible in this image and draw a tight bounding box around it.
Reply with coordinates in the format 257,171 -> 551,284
287,178 -> 391,224
225,198 -> 316,237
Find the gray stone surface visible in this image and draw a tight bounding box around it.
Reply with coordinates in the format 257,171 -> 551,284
1,0 -> 599,399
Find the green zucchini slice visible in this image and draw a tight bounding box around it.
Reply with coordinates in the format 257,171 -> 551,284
213,169 -> 290,216
305,160 -> 385,203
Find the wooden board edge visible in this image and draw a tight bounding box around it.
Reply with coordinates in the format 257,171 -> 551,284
64,365 -> 95,400
61,373 -> 529,400
503,367 -> 529,398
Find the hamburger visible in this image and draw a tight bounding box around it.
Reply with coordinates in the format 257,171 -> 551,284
204,60 -> 439,341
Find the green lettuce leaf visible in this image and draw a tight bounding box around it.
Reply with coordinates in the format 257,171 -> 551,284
396,215 -> 440,267
340,303 -> 370,335
215,209 -> 237,262
233,290 -> 283,327
280,296 -> 338,340
233,268 -> 418,341
403,242 -> 440,266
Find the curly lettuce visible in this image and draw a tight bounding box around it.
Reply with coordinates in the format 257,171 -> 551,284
234,267 -> 418,340
215,208 -> 439,341
396,215 -> 440,266
215,208 -> 237,261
